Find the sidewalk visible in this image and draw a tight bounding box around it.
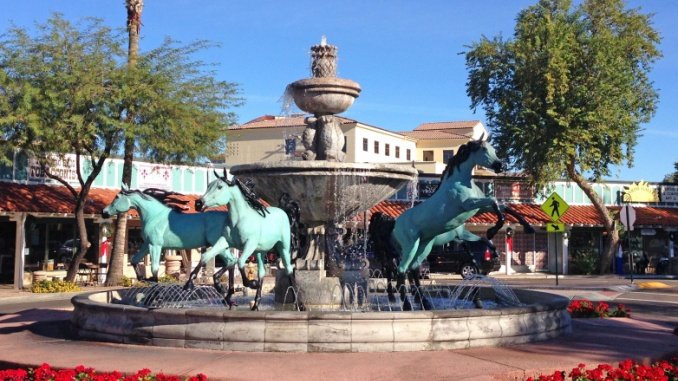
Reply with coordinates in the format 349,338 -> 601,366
0,276 -> 676,381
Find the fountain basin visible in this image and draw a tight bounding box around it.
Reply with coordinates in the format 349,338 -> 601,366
289,77 -> 361,115
231,161 -> 417,226
71,288 -> 571,352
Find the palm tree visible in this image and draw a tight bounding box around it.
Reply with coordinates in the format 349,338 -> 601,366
106,0 -> 143,286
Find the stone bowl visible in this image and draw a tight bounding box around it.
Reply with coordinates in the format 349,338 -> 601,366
230,161 -> 417,227
70,288 -> 572,352
289,77 -> 361,115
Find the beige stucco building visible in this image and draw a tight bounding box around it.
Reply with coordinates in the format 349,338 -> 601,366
223,115 -> 488,175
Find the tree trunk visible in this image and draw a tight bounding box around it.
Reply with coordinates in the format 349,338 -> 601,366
106,0 -> 143,286
566,156 -> 619,274
66,200 -> 91,282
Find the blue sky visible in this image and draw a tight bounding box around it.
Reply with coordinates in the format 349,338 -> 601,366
2,0 -> 676,182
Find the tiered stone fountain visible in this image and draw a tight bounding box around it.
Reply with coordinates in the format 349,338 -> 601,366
71,38 -> 571,352
231,36 -> 417,308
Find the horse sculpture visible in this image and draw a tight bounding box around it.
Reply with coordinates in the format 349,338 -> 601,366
369,136 -> 534,310
102,185 -> 241,307
186,173 -> 301,310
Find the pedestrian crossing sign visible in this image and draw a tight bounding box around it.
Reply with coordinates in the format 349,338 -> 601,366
541,192 -> 569,222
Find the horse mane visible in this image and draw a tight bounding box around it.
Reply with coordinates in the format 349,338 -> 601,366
225,177 -> 269,217
440,138 -> 484,181
119,188 -> 189,212
141,188 -> 191,212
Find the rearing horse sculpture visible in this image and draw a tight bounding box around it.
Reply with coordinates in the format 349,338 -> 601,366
187,173 -> 301,310
370,136 -> 533,309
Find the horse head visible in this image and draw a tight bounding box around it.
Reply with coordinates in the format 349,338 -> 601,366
198,173 -> 235,211
471,135 -> 503,173
103,187 -> 134,218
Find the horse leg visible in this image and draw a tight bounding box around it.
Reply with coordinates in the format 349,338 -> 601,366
504,206 -> 536,234
396,272 -> 412,311
486,200 -> 505,240
148,245 -> 162,282
183,261 -> 203,291
250,253 -> 267,311
130,245 -> 148,281
386,266 -> 396,303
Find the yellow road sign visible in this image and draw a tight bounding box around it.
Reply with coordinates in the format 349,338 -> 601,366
541,192 -> 569,222
546,222 -> 565,233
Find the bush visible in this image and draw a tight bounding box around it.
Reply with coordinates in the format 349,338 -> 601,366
526,358 -> 677,381
0,363 -> 207,381
31,279 -> 81,293
569,249 -> 600,275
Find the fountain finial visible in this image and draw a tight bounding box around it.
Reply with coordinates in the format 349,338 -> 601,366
311,37 -> 337,78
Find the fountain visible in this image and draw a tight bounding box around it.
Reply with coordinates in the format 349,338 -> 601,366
71,38 -> 571,352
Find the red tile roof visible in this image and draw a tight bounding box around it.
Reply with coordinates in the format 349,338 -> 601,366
0,183 -> 118,215
233,115 -> 357,130
2,183 -> 677,228
0,183 -> 227,217
401,130 -> 470,140
366,200 -> 678,227
414,121 -> 481,131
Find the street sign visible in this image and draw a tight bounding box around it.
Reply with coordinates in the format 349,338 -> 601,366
541,192 -> 569,222
620,205 -> 636,231
546,222 -> 566,233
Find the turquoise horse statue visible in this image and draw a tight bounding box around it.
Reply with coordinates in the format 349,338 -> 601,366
102,185 -> 241,306
370,136 -> 533,310
189,174 -> 300,310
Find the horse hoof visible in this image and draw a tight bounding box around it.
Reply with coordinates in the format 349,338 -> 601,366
182,282 -> 194,291
403,300 -> 413,311
422,298 -> 434,311
388,294 -> 396,303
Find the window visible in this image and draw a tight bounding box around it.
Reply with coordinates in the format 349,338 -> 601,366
423,150 -> 434,161
362,138 -> 368,151
406,149 -> 411,161
374,141 -> 379,154
395,146 -> 400,159
284,138 -> 296,155
385,143 -> 390,156
443,149 -> 455,163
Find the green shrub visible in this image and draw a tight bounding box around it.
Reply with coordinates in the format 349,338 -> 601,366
569,249 -> 600,275
31,279 -> 81,293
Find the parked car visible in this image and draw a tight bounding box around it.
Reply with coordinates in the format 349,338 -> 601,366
426,239 -> 500,279
58,239 -> 80,264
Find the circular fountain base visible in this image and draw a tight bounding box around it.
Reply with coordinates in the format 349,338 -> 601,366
71,287 -> 571,352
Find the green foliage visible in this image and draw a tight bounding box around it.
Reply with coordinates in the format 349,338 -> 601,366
118,276 -> 135,287
31,279 -> 81,293
569,248 -> 600,275
131,39 -> 243,164
465,0 -> 661,186
664,162 -> 678,183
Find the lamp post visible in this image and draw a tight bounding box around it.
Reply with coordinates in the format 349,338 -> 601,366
621,191 -> 635,283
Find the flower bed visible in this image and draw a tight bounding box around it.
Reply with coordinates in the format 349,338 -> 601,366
527,358 -> 677,381
567,299 -> 631,318
0,363 -> 206,381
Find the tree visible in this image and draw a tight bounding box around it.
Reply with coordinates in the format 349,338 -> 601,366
101,4 -> 242,285
465,0 -> 660,273
0,15 -> 129,281
664,162 -> 678,183
106,0 -> 144,287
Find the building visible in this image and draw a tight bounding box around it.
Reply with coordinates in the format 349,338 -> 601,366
1,115 -> 677,289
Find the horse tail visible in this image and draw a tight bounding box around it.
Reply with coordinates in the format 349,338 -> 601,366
279,193 -> 301,255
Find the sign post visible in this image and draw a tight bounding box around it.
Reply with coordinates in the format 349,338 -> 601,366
620,204 -> 636,283
541,192 -> 569,286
